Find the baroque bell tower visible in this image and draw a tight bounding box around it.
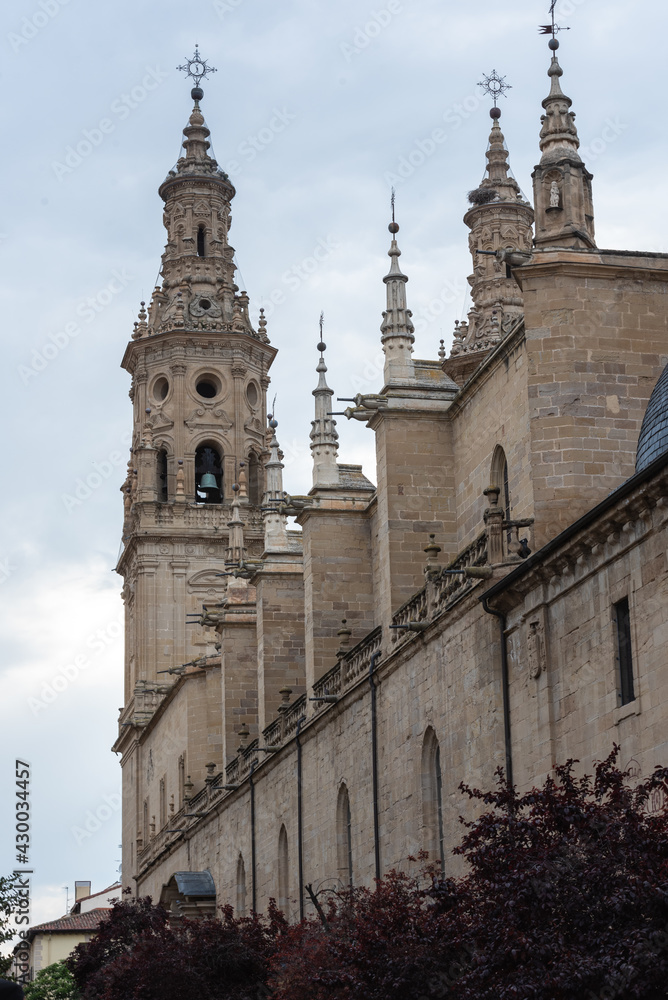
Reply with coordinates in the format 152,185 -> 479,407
114,51 -> 275,883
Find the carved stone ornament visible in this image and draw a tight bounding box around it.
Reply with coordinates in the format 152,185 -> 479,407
527,620 -> 546,679
190,294 -> 223,319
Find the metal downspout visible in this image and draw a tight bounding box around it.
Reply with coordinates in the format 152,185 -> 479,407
481,597 -> 513,788
369,650 -> 382,883
296,717 -> 305,921
249,760 -> 257,912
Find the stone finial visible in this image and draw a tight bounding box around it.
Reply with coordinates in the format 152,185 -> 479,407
263,414 -> 289,550
380,217 -> 415,384
258,307 -> 270,343
174,292 -> 186,329
278,687 -> 293,713
175,459 -> 186,502
532,38 -> 596,249
237,462 -> 248,500
310,319 -> 339,487
424,534 -> 442,571
336,619 -> 352,658
183,775 -> 193,802
237,724 -> 250,752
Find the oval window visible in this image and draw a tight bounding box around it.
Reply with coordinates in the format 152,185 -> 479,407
196,376 -> 220,399
246,381 -> 258,407
153,376 -> 169,401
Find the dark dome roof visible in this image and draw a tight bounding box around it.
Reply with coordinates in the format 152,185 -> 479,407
636,361 -> 668,472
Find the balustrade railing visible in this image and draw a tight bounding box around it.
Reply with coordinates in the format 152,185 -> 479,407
283,694 -> 307,739
342,626 -> 382,684
391,587 -> 428,642
431,530 -> 489,611
312,662 -> 342,709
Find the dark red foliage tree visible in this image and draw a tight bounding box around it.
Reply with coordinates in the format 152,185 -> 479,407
270,748 -> 668,1000
67,896 -> 285,1000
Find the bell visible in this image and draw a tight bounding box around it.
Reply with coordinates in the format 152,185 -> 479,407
199,472 -> 218,491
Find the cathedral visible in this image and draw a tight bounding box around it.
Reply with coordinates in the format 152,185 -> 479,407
113,37 -> 668,919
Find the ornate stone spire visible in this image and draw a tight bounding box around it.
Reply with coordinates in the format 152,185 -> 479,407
532,37 -> 595,249
142,52 -> 262,340
444,78 -> 533,387
263,414 -> 289,550
225,486 -> 247,566
380,202 -> 415,384
310,317 -> 339,487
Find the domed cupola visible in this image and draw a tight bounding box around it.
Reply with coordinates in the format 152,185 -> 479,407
636,361 -> 668,472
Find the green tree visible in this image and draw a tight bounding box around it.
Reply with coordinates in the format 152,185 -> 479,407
0,874 -> 21,948
24,962 -> 79,1000
0,873 -> 23,980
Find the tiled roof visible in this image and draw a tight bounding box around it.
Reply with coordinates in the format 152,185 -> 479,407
636,361 -> 668,471
26,908 -> 109,940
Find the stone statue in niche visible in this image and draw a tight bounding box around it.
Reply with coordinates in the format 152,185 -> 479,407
527,620 -> 545,679
550,181 -> 560,208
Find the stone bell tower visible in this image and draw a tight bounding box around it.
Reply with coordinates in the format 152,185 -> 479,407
114,52 -> 276,882
445,73 -> 534,386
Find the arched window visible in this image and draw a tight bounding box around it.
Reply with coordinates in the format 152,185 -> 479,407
197,225 -> 206,257
336,784 -> 353,887
157,449 -> 168,502
278,825 -> 289,916
421,728 -> 445,873
236,854 -> 247,916
195,445 -> 223,504
490,445 -> 511,523
247,452 -> 261,506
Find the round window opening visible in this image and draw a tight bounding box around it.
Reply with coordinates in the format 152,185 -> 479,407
196,378 -> 219,399
154,376 -> 169,401
246,381 -> 258,407
200,299 -> 211,311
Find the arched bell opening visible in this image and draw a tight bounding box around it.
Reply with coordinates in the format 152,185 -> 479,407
197,224 -> 206,257
195,445 -> 223,504
156,449 -> 168,502
247,451 -> 261,506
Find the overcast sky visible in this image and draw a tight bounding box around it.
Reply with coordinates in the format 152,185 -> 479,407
0,0 -> 666,933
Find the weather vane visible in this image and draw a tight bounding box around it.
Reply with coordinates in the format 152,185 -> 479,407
478,70 -> 511,109
539,0 -> 570,41
177,45 -> 217,89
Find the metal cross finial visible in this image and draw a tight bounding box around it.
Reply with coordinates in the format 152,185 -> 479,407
391,187 -> 396,225
317,313 -> 327,356
478,70 -> 511,108
177,45 -> 217,87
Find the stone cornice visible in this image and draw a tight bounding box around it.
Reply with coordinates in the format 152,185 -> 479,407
121,329 -> 277,374
513,250 -> 668,291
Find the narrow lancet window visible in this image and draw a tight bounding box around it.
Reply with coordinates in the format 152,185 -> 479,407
278,825 -> 289,916
421,727 -> 445,874
197,225 -> 206,257
247,452 -> 261,506
157,449 -> 168,502
236,854 -> 247,916
614,597 -> 635,705
337,784 -> 354,887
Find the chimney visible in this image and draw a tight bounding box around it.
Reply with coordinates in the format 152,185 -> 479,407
74,880 -> 91,903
